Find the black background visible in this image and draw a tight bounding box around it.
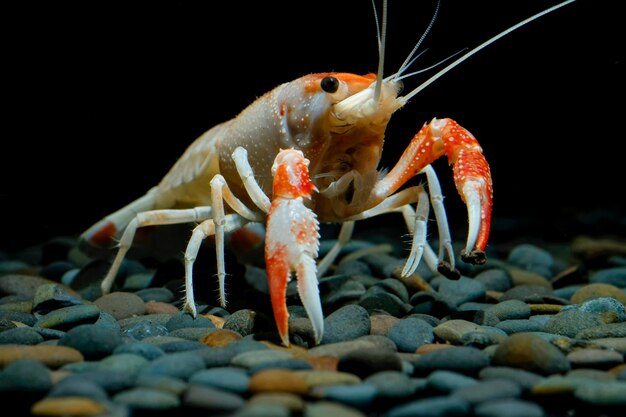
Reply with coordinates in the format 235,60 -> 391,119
2,0 -> 622,253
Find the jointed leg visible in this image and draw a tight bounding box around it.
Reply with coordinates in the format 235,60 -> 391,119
101,207 -> 212,294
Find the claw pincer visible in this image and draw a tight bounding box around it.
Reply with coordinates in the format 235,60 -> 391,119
265,149 -> 322,346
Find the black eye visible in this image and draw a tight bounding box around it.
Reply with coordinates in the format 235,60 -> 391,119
320,76 -> 339,93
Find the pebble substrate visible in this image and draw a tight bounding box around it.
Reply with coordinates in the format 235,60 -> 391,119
1,224 -> 626,417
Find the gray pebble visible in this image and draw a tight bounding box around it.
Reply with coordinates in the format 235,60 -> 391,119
364,370 -> 419,399
64,370 -> 135,393
0,310 -> 36,326
485,299 -> 531,320
386,395 -> 471,417
388,317 -> 434,352
474,398 -> 545,417
34,304 -> 101,329
122,271 -> 156,291
574,381 -> 626,406
119,313 -> 173,329
500,285 -> 553,303
139,351 -> 206,380
234,403 -> 290,417
189,366 -> 250,393
337,347 -> 402,378
135,374 -> 187,395
437,277 -> 486,307
223,309 -> 259,337
122,320 -> 169,340
427,370 -> 478,392
134,287 -> 175,303
590,267 -> 626,287
159,340 -> 209,353
0,358 -> 51,392
249,358 -> 313,374
479,366 -> 543,391
491,333 -> 570,375
94,311 -> 122,332
563,297 -> 626,323
113,386 -> 181,410
543,310 -> 604,338
414,346 -> 490,376
113,342 -> 166,360
165,311 -> 215,331
335,260 -> 371,276
474,269 -> 513,292
0,326 -> 44,345
32,283 -> 82,313
98,353 -> 149,378
47,375 -> 109,401
58,323 -> 123,360
373,278 -> 410,303
576,322 -> 626,339
182,384 -> 245,412
231,349 -> 293,369
507,243 -> 554,277
315,383 -> 378,409
359,292 -> 411,317
304,401 -> 367,417
433,319 -> 484,345
495,319 -> 544,334
323,280 -> 367,307
169,327 -> 218,341
566,348 -> 624,369
452,378 -> 522,405
322,304 -> 371,344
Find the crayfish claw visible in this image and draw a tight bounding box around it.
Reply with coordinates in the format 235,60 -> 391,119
437,261 -> 462,280
461,249 -> 487,265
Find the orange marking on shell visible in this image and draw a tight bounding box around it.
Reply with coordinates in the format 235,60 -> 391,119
89,222 -> 117,247
273,159 -> 315,199
265,243 -> 290,342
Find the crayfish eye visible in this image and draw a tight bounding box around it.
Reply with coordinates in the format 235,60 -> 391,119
320,76 -> 339,94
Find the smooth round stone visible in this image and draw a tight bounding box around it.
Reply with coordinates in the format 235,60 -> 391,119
506,243 -> 554,277
231,349 -> 294,369
159,340 -> 210,353
474,398 -> 545,417
543,310 -> 604,338
113,342 -> 165,360
93,291 -> 146,320
386,395 -> 471,417
567,348 -> 624,369
359,292 -> 411,317
122,320 -> 169,340
122,271 -> 156,291
64,370 -> 135,393
364,370 -> 417,399
183,384 -> 245,413
304,401 -> 367,417
565,297 -> 626,323
47,376 -> 108,401
0,326 -> 44,345
571,283 -> 626,305
248,369 -> 310,394
413,346 -> 490,376
118,313 -> 173,330
135,374 -> 187,395
113,387 -> 180,410
189,366 -> 250,393
200,329 -> 243,347
94,311 -> 121,332
474,269 -> 513,292
491,333 -> 570,375
337,347 -> 402,378
485,299 -> 531,320
57,324 -> 123,360
135,287 -> 175,303
0,358 -> 51,392
452,378 -> 522,405
165,312 -> 215,331
98,353 -> 149,377
223,309 -> 259,337
139,351 -> 206,380
369,314 -> 400,336
249,359 -> 314,374
30,397 -> 107,416
0,310 -> 36,327
427,370 -> 478,392
479,366 -> 543,391
373,278 -> 410,303
554,285 -> 584,300
574,381 -> 626,405
576,322 -> 626,339
0,273 -> 61,298
590,267 -> 626,287
35,304 -> 101,329
388,317 -> 434,353
500,285 -> 554,303
295,370 -> 361,387
32,283 -> 83,313
314,383 -> 378,409
169,327 -> 218,341
495,319 -> 544,334
437,277 -> 487,307
0,345 -> 83,368
335,260 -> 372,276
323,280 -> 367,307
308,338 -> 395,359
434,319 -> 484,345
248,392 -> 304,413
321,304 -> 371,345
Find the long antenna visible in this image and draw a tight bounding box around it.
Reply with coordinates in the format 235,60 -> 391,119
373,0 -> 388,103
402,0 -> 576,104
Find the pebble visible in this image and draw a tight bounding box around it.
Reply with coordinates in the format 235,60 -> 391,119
4,229 -> 626,417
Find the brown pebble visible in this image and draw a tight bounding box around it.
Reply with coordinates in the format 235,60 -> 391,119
370,314 -> 400,336
144,300 -> 179,315
0,274 -> 79,299
301,355 -> 339,372
202,314 -> 225,328
0,345 -> 84,368
31,397 -> 106,416
248,369 -> 310,394
528,304 -> 563,314
200,329 -> 242,347
571,283 -> 626,305
415,343 -> 454,354
571,235 -> 626,261
93,291 -> 146,320
507,267 -> 552,288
